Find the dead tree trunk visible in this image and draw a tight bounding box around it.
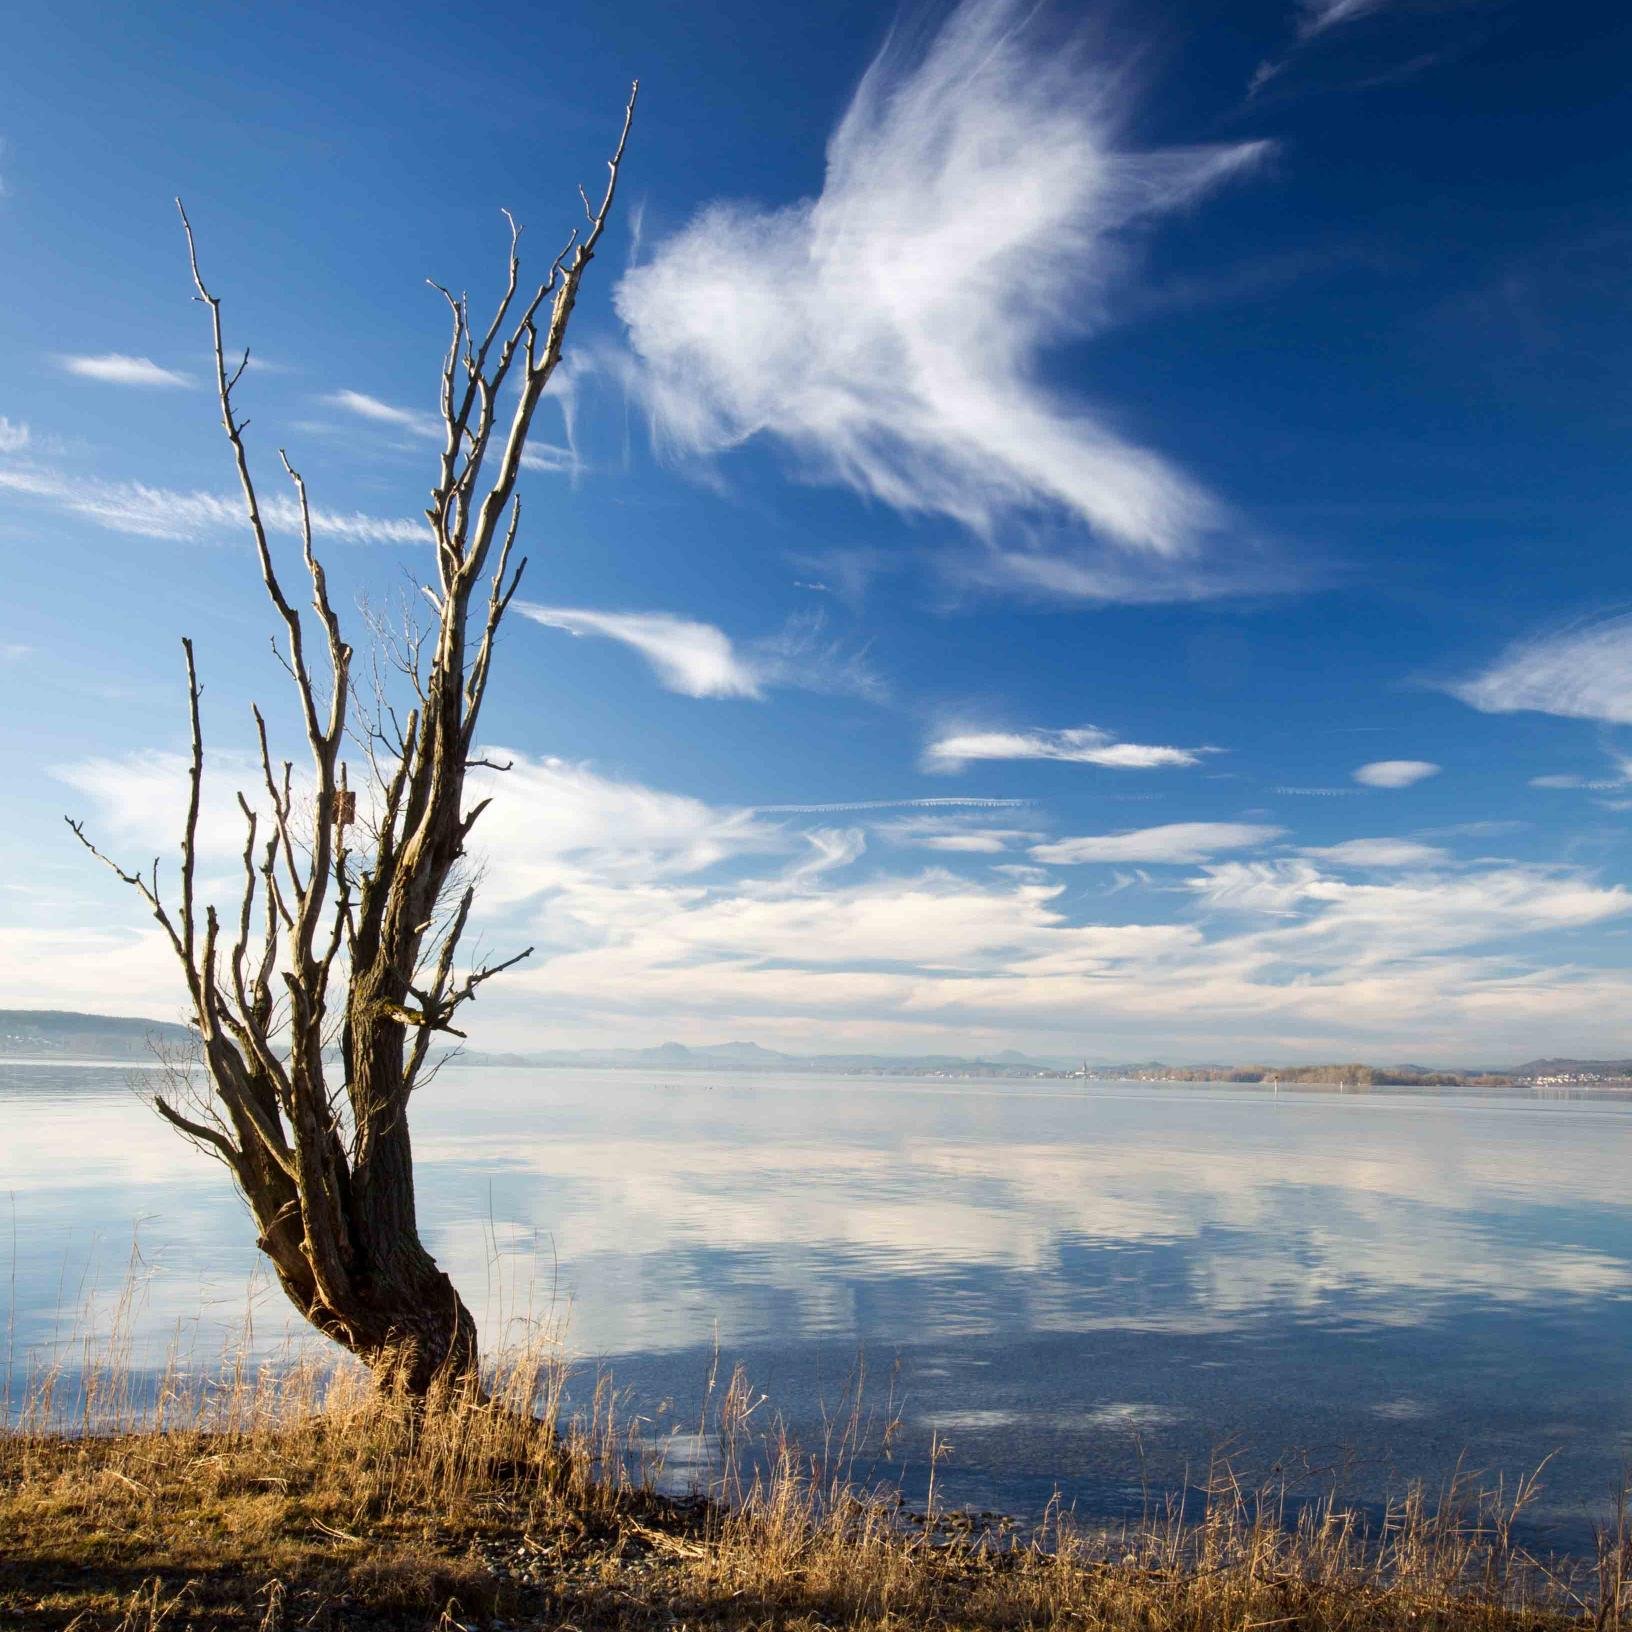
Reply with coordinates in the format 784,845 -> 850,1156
67,87 -> 637,1395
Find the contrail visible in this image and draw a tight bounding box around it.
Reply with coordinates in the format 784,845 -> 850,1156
749,796 -> 1032,815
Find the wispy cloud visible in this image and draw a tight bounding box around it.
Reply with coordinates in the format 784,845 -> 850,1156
751,610 -> 886,701
519,443 -> 580,473
748,797 -> 1029,816
1032,821 -> 1282,865
1451,615 -> 1632,726
53,748 -> 265,868
924,725 -> 1212,773
1296,0 -> 1398,42
1531,767 -> 1632,791
874,811 -> 1043,854
919,831 -> 1032,854
0,462 -> 425,545
1353,759 -> 1440,789
466,752 -> 775,909
1300,837 -> 1449,867
518,605 -> 882,702
324,388 -> 440,438
0,416 -> 27,453
947,537 -> 1298,605
520,606 -> 761,698
58,353 -> 192,388
616,0 -> 1270,601
1250,0 -> 1482,96
326,383 -> 578,472
788,547 -> 890,610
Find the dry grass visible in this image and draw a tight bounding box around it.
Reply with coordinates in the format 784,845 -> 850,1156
2,1338 -> 1626,1631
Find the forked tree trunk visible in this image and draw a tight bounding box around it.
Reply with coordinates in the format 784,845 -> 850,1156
249,1130 -> 478,1393
69,89 -> 637,1396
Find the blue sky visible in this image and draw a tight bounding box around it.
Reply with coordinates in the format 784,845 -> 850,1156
3,0 -> 1632,1063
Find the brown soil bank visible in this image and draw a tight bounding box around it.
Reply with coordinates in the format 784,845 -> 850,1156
1,1356 -> 1622,1631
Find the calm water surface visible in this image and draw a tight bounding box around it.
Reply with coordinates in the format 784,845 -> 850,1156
5,1061 -> 1632,1546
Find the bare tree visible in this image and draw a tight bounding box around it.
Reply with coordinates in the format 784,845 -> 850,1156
67,87 -> 637,1395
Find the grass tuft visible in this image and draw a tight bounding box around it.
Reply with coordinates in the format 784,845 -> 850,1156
2,1337 -> 1625,1629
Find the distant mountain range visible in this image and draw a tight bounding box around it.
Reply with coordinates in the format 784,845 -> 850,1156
6,1009 -> 1631,1084
453,1039 -> 1087,1077
0,1011 -> 1080,1076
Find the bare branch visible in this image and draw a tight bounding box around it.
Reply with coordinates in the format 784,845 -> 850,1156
179,638 -> 205,972
155,1093 -> 241,1167
63,818 -> 187,968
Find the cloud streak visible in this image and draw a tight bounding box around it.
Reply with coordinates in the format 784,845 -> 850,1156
325,385 -> 578,472
1250,0 -> 1484,97
58,353 -> 192,388
1296,0 -> 1398,42
520,607 -> 761,698
324,388 -> 440,437
1032,822 -> 1283,865
518,605 -> 882,702
1299,838 -> 1448,867
924,725 -> 1211,773
0,462 -> 426,545
1451,615 -> 1632,726
616,0 -> 1269,600
748,797 -> 1028,815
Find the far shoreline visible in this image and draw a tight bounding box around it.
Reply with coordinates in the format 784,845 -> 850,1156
8,1054 -> 1632,1105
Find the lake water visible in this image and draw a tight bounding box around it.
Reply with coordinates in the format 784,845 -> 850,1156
5,1060 -> 1632,1550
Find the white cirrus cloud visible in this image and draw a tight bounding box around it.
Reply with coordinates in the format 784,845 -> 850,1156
519,605 -> 882,702
0,462 -> 425,545
749,797 -> 1028,816
1296,0 -> 1396,41
1451,615 -> 1632,726
326,386 -> 578,472
921,831 -> 1032,854
1530,766 -> 1632,791
519,443 -> 580,473
924,726 -> 1211,774
521,606 -> 760,699
874,812 -> 1042,854
783,826 -> 868,886
325,388 -> 440,438
1249,0 -> 1440,96
1031,821 -> 1283,865
615,0 -> 1269,599
0,415 -> 28,453
1354,760 -> 1439,789
1299,838 -> 1448,868
58,353 -> 193,388
464,752 -> 777,910
53,748 -> 269,874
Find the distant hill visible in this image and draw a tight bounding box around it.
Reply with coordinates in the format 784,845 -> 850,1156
459,1039 -> 1083,1077
0,1008 -> 194,1060
1510,1058 -> 1632,1078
